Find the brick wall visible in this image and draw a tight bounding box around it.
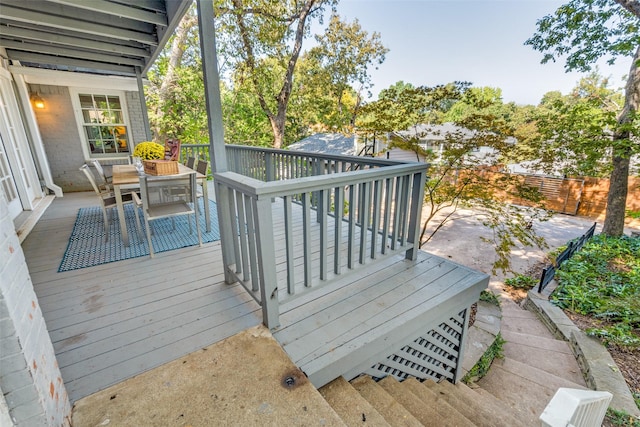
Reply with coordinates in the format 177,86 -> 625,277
31,85 -> 147,193
0,193 -> 71,426
125,91 -> 148,145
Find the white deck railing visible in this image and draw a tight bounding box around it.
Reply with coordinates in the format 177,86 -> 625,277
215,146 -> 428,329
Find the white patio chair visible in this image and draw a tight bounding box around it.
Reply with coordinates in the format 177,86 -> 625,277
195,159 -> 209,201
90,159 -> 111,191
133,171 -> 202,258
185,156 -> 196,169
79,164 -> 142,242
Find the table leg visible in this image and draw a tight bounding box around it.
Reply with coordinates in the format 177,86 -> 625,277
203,179 -> 211,232
115,184 -> 129,246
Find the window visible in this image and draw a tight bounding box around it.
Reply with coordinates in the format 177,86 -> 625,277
78,93 -> 130,156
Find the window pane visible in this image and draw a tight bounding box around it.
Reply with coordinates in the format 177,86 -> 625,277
107,96 -> 121,109
79,93 -> 129,158
79,94 -> 93,109
93,95 -> 108,109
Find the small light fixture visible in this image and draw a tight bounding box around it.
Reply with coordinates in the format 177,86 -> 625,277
31,93 -> 45,109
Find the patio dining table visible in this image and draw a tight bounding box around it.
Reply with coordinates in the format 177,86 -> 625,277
112,164 -> 210,247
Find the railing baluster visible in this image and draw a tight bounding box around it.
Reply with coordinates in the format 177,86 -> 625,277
391,177 -> 401,250
359,181 -> 371,265
235,190 -> 250,281
244,193 -> 260,292
334,186 -> 344,275
348,184 -> 356,269
371,179 -> 382,260
381,177 -> 392,255
398,175 -> 410,246
302,192 -> 312,287
320,188 -> 328,280
226,187 -> 241,274
284,195 -> 295,295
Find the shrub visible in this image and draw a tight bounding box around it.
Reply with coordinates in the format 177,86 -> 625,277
505,274 -> 538,289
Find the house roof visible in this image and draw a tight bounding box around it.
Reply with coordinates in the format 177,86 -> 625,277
288,133 -> 355,156
396,122 -> 476,141
0,0 -> 192,77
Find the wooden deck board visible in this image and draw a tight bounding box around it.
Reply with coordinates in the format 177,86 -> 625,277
22,192 -> 263,403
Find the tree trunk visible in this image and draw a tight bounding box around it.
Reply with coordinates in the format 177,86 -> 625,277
602,45 -> 640,236
269,115 -> 285,149
154,9 -> 197,140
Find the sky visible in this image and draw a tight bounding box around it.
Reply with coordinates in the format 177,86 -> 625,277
324,0 -> 632,106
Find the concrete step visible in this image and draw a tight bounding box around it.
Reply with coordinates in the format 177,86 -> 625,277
350,376 -> 422,427
501,330 -> 586,386
378,376 -> 474,427
319,377 -> 391,426
428,379 -> 528,427
500,311 -> 559,338
477,356 -> 586,426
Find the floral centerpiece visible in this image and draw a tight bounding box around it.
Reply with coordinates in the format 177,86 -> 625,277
132,141 -> 165,160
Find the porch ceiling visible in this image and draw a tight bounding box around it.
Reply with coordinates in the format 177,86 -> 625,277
0,0 -> 191,76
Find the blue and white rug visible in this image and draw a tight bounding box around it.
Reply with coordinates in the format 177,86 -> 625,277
58,199 -> 220,272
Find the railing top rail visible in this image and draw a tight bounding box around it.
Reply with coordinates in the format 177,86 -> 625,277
225,143 -> 409,167
215,162 -> 429,199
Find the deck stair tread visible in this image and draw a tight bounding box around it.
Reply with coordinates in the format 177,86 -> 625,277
272,251 -> 488,388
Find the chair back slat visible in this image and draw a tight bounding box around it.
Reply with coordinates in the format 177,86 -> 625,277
186,156 -> 196,169
196,159 -> 208,176
80,164 -> 103,196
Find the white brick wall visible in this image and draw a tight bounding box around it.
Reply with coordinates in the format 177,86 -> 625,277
0,193 -> 71,426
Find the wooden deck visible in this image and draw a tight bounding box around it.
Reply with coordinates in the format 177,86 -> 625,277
22,189 -> 487,403
22,191 -> 262,403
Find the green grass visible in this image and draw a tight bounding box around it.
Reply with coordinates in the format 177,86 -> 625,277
551,234 -> 640,349
462,333 -> 505,385
606,408 -> 640,427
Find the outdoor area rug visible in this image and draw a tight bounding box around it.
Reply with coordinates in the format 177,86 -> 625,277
58,199 -> 220,272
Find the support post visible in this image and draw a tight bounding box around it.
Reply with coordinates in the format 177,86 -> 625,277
406,169 -> 427,260
253,196 -> 280,329
135,67 -> 152,141
196,0 -> 234,282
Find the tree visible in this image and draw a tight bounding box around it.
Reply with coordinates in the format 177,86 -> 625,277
358,83 -> 549,274
525,0 -> 640,236
214,0 -> 337,148
308,14 -> 388,129
146,6 -> 206,143
518,72 -> 627,177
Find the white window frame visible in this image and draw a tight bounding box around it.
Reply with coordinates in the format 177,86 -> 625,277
69,88 -> 133,161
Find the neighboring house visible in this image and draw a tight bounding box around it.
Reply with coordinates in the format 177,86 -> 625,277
385,122 -> 513,164
288,133 -> 356,156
